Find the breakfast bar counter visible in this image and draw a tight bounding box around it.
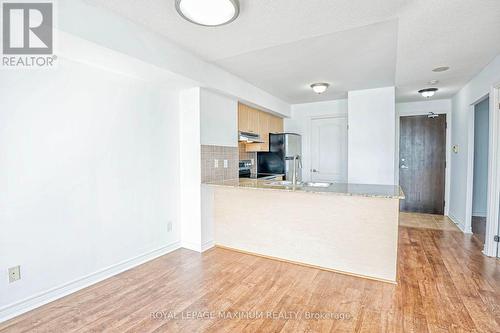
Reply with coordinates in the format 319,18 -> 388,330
206,178 -> 404,199
203,180 -> 404,283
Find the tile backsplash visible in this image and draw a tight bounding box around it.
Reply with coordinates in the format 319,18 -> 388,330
201,145 -> 238,183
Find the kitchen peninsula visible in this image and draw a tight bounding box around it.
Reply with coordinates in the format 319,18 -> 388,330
204,179 -> 404,283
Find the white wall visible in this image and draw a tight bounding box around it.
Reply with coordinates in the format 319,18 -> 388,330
181,89 -> 223,252
286,100 -> 348,181
201,185 -> 215,251
198,90 -> 237,250
449,55 -> 500,231
472,98 -> 490,217
1,1 -> 294,322
200,89 -> 238,147
179,88 -> 202,252
396,99 -> 452,215
348,87 -> 396,185
397,99 -> 452,116
0,56 -> 182,320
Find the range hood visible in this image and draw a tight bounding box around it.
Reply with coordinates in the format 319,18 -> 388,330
239,131 -> 264,143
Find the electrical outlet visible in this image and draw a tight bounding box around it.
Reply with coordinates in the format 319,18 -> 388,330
214,159 -> 219,168
9,266 -> 21,283
167,221 -> 173,232
223,160 -> 228,168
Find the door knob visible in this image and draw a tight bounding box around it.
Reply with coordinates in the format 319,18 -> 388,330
312,169 -> 318,172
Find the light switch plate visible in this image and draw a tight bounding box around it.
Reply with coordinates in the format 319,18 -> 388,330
9,266 -> 21,283
214,159 -> 219,168
223,160 -> 228,168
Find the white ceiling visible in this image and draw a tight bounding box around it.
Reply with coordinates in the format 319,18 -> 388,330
215,21 -> 398,103
86,0 -> 500,103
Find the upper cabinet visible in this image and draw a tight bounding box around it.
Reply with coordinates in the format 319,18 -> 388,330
238,103 -> 259,134
258,111 -> 270,143
269,115 -> 284,134
238,103 -> 284,152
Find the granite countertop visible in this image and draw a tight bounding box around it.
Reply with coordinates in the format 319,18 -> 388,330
203,178 -> 405,199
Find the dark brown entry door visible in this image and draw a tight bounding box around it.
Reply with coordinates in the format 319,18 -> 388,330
399,115 -> 446,214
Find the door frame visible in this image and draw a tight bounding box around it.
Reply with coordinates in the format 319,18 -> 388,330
396,108 -> 451,216
466,83 -> 500,256
309,114 -> 348,182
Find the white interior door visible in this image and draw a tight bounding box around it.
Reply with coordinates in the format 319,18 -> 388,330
311,116 -> 348,182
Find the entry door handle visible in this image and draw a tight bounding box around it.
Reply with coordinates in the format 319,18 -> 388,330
312,169 -> 319,173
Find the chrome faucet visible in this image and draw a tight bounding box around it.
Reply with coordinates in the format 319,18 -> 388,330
292,155 -> 302,186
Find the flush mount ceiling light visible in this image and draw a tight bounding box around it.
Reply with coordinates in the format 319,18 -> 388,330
175,0 -> 240,27
432,66 -> 450,72
310,83 -> 330,94
418,88 -> 438,98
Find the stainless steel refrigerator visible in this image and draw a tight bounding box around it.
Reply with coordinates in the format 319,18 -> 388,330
257,133 -> 302,182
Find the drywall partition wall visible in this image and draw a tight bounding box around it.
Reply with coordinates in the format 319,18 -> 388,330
397,99 -> 452,116
179,88 -> 203,252
472,98 -> 490,217
57,0 -> 290,117
286,100 -> 348,181
200,89 -> 238,147
348,87 -> 396,185
449,55 -> 500,231
180,88 -> 235,253
0,56 -> 183,321
201,185 -> 215,251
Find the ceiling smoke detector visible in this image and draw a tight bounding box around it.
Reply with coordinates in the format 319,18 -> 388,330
418,88 -> 438,98
175,0 -> 240,27
432,66 -> 450,73
310,83 -> 330,94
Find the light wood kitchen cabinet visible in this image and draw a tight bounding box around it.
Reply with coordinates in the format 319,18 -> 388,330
270,115 -> 284,134
258,111 -> 270,143
246,111 -> 270,152
238,103 -> 250,133
238,102 -> 283,152
238,103 -> 259,134
248,108 -> 259,134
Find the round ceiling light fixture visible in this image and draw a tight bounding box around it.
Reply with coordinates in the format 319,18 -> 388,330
175,0 -> 240,27
432,66 -> 450,72
418,88 -> 438,98
311,83 -> 330,94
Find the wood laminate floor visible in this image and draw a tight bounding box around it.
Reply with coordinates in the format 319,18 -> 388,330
399,212 -> 460,231
1,213 -> 499,333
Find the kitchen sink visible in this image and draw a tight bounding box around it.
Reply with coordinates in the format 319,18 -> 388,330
302,182 -> 333,188
263,181 -> 295,187
263,181 -> 332,188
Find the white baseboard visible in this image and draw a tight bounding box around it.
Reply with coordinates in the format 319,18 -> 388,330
201,241 -> 215,252
448,213 -> 472,233
181,240 -> 214,253
181,241 -> 202,252
0,241 -> 181,324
